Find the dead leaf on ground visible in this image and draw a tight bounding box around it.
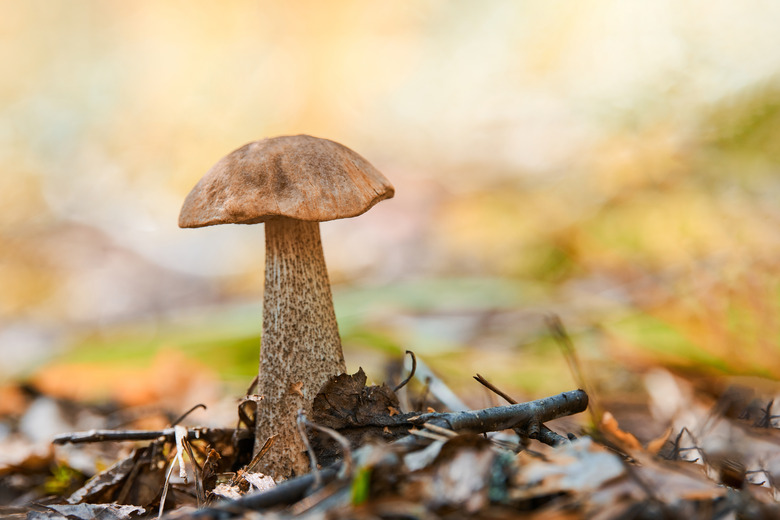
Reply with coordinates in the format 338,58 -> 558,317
513,437 -> 625,500
402,433 -> 512,513
67,445 -> 167,508
600,411 -> 642,452
32,503 -> 145,520
310,368 -> 404,465
241,472 -> 275,492
312,368 -> 400,430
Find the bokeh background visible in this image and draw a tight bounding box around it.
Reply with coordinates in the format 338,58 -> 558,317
2,1 -> 780,409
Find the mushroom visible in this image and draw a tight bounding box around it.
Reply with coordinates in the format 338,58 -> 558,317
178,135 -> 394,478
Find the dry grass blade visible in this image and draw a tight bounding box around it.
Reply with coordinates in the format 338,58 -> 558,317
546,314 -> 600,423
422,422 -> 458,438
243,435 -> 277,474
157,456 -> 178,520
181,437 -> 204,506
409,427 -> 450,442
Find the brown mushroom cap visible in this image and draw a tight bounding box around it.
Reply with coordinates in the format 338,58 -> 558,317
178,135 -> 394,228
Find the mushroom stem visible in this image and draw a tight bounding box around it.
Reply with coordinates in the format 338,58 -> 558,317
255,217 -> 345,477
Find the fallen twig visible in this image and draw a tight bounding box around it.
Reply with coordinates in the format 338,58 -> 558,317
416,388 -> 587,432
289,414 -> 356,517
299,412 -> 354,479
297,411 -> 322,488
52,427 -> 248,445
163,389 -> 587,518
175,467 -> 340,519
474,373 -> 572,447
532,426 -> 569,446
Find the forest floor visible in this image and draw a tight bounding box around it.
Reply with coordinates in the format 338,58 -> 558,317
3,317 -> 780,520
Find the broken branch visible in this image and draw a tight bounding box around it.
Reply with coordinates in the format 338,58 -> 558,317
52,427 -> 248,445
474,373 -> 572,446
407,389 -> 588,436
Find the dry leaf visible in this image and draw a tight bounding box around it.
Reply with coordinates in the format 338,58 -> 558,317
600,411 -> 642,452
514,437 -> 625,499
242,472 -> 276,492
40,503 -> 145,520
211,483 -> 243,500
402,434 -> 504,513
646,427 -> 673,455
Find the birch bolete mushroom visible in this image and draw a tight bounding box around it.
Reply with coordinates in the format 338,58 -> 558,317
178,135 -> 394,478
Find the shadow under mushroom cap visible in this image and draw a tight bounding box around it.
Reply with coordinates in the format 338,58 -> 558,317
179,135 -> 395,228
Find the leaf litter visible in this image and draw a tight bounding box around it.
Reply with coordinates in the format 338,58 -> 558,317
3,337 -> 780,518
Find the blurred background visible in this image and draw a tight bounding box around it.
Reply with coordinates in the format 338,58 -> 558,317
2,1 -> 780,409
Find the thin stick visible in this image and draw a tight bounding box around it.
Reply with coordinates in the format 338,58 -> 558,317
474,373 -> 517,405
407,389 -> 588,437
170,404 -> 207,427
474,372 -> 570,446
297,410 -> 322,489
191,467 -> 339,518
669,427 -> 702,463
289,415 -> 357,517
300,415 -> 354,479
52,427 -> 239,445
393,351 -> 417,392
754,399 -> 777,428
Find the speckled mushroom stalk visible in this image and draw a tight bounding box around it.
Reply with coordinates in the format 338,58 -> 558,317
258,217 -> 345,477
178,134 -> 394,479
